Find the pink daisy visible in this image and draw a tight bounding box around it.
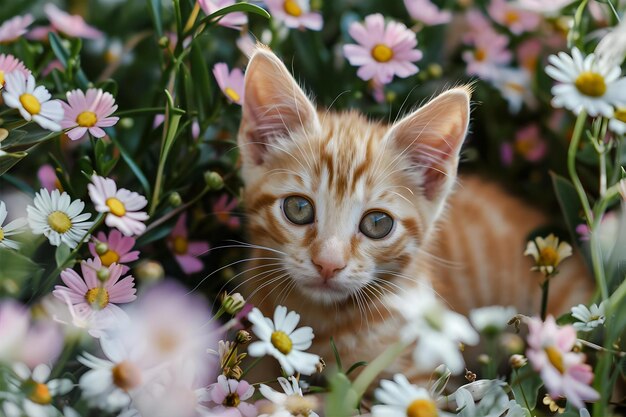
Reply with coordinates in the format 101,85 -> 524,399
53,257 -> 137,322
213,63 -> 245,105
264,0 -> 323,31
526,316 -> 600,409
198,0 -> 248,30
488,0 -> 540,35
404,0 -> 452,26
60,88 -> 119,140
44,3 -> 103,39
343,14 -> 422,85
37,164 -> 60,191
0,14 -> 34,44
512,124 -> 547,162
88,175 -> 149,237
167,213 -> 209,275
462,32 -> 512,80
517,38 -> 542,72
203,375 -> 256,417
89,229 -> 140,273
0,54 -> 31,89
213,194 -> 240,229
462,9 -> 495,45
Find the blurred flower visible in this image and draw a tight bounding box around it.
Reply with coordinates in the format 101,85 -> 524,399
236,33 -> 256,57
45,292 -> 118,338
37,164 -> 61,192
88,175 -> 149,236
44,3 -> 103,39
133,260 -> 165,283
517,38 -> 542,72
571,301 -> 606,332
0,300 -> 29,363
609,107 -> 626,135
509,354 -> 528,369
53,257 -> 137,323
60,88 -> 120,140
517,0 -> 574,16
2,72 -> 64,131
198,0 -> 248,30
500,142 -> 514,166
343,13 -> 422,85
526,316 -> 600,408
9,363 -> 73,417
214,194 -> 240,229
462,32 -> 512,80
167,213 -> 210,274
265,0 -> 323,31
372,374 -> 447,417
89,229 -> 140,273
400,295 -> 479,375
203,375 -> 256,416
491,67 -> 535,113
0,201 -> 27,250
0,54 -> 31,88
510,124 -> 547,162
247,306 -> 320,376
524,233 -> 572,276
546,47 -> 626,117
488,0 -> 540,35
258,376 -> 319,417
213,63 -> 245,105
403,0 -> 452,25
469,305 -> 516,336
27,188 -> 93,248
462,10 -> 495,44
0,14 -> 34,44
595,18 -> 626,68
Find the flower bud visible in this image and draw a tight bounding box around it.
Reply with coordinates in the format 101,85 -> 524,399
221,292 -> 245,315
97,268 -> 110,282
158,36 -> 170,49
477,354 -> 490,365
134,260 -> 164,283
427,63 -> 443,79
168,192 -> 182,207
204,171 -> 224,190
95,242 -> 109,255
509,354 -> 528,369
500,333 -> 525,354
235,330 -> 251,345
119,117 -> 134,129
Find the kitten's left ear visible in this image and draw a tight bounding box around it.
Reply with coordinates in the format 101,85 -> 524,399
386,87 -> 471,203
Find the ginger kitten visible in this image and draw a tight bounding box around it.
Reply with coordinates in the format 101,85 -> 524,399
237,47 -> 593,377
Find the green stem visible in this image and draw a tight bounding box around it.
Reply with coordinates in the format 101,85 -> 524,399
240,357 -> 263,379
142,185 -> 211,234
351,340 -> 410,400
540,279 -> 550,320
513,369 -> 532,412
114,107 -> 166,117
567,110 -> 593,226
590,201 -> 609,301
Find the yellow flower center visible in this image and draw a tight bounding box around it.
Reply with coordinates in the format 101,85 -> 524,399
156,330 -> 178,353
574,71 -> 606,97
85,287 -> 110,309
0,70 -> 4,86
505,81 -> 525,93
106,197 -> 126,217
505,11 -> 520,24
372,44 -> 394,63
474,48 -> 486,62
224,392 -> 241,407
224,87 -> 241,103
406,398 -> 438,417
47,211 -> 72,233
284,0 -> 303,16
271,330 -> 293,355
27,381 -> 52,405
514,138 -> 534,157
76,111 -> 98,127
20,93 -> 41,115
544,345 -> 565,374
0,227 -> 4,241
112,361 -> 142,391
538,247 -> 558,266
100,250 -> 120,267
614,108 -> 626,123
172,236 -> 188,255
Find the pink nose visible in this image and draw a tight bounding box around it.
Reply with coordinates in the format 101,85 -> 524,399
311,256 -> 346,281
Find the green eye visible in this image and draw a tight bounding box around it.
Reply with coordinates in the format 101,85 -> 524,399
359,211 -> 393,239
283,195 -> 315,225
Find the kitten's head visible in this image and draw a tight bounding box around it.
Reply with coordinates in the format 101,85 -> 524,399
238,47 -> 470,305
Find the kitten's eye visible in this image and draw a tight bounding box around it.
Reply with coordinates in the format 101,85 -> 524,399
283,195 -> 315,225
359,211 -> 394,239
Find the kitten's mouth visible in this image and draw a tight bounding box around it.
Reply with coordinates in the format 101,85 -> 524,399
300,280 -> 352,303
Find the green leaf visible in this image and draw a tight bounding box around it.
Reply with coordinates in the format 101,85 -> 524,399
550,172 -> 584,243
48,32 -> 89,89
197,3 -> 270,28
55,244 -> 72,268
147,0 -> 163,37
325,372 -> 358,417
0,150 -> 27,176
510,367 -> 543,410
189,42 -> 213,119
1,128 -> 59,149
345,361 -> 367,376
111,135 -> 151,198
330,337 -> 342,372
136,221 -> 175,246
0,249 -> 44,298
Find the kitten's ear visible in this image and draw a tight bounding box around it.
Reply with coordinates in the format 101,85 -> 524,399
239,47 -> 320,165
387,87 -> 471,202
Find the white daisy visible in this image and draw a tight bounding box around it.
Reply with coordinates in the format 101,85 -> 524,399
595,18 -> 626,68
524,233 -> 572,276
609,107 -> 626,135
490,67 -> 535,114
88,175 -> 149,236
27,188 -> 93,249
469,305 -> 517,336
258,376 -> 319,417
545,47 -> 626,117
571,301 -> 607,332
247,306 -> 320,376
372,373 -> 451,417
8,363 -> 73,417
0,201 -> 27,249
2,72 -> 64,131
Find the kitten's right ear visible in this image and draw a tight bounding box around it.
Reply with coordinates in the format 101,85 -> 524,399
239,47 -> 319,165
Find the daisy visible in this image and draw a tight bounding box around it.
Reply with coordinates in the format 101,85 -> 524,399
167,213 -> 210,275
343,14 -> 422,85
88,175 -> 149,236
518,0 -> 575,16
403,0 -> 452,25
264,0 -> 323,31
204,375 -> 256,417
37,164 -> 61,191
258,376 -> 319,417
198,0 -> 248,30
571,301 -> 606,332
0,201 -> 27,250
0,301 -> 30,363
526,316 -> 600,408
469,305 -> 517,336
44,3 -> 103,39
609,107 -> 626,135
8,363 -> 73,417
0,53 -> 30,87
0,14 -> 34,44
60,88 -> 120,141
46,291 -> 120,338
462,32 -> 512,80
247,306 -> 320,376
2,72 -> 64,131
488,0 -> 540,35
524,233 -> 572,276
595,18 -> 626,68
490,67 -> 535,113
371,373 -> 450,417
546,47 -> 626,117
213,63 -> 245,105
502,124 -> 547,163
27,188 -> 93,248
89,229 -> 140,273
213,194 -> 241,229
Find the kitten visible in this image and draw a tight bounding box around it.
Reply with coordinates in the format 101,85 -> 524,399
237,46 -> 593,378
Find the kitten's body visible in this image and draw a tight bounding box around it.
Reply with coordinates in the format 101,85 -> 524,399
237,48 -> 593,379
